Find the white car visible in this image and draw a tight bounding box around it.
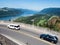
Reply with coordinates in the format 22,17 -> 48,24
8,24 -> 20,30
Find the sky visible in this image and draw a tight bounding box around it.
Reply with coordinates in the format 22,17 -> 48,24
0,0 -> 60,11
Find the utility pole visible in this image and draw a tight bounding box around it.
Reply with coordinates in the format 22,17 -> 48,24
31,19 -> 34,25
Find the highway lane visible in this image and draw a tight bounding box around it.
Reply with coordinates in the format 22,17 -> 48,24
0,21 -> 60,39
19,28 -> 60,45
0,24 -> 60,45
0,26 -> 55,45
0,24 -> 45,38
0,24 -> 39,37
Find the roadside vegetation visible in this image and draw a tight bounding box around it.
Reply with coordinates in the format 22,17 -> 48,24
14,14 -> 60,32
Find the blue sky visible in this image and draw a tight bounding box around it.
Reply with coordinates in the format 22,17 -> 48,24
0,0 -> 60,11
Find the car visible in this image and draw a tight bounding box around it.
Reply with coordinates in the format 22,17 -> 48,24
8,24 -> 20,30
40,34 -> 58,44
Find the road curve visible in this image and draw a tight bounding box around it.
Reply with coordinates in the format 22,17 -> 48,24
0,25 -> 56,45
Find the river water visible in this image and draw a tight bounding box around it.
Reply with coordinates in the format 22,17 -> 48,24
0,14 -> 33,21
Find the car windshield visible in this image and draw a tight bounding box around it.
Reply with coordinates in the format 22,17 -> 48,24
48,35 -> 56,40
46,35 -> 54,39
14,25 -> 20,27
54,36 -> 58,40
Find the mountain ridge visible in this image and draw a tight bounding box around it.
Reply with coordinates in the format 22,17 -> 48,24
0,7 -> 37,17
39,8 -> 60,16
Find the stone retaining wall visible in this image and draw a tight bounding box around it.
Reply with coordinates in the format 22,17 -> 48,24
0,34 -> 18,45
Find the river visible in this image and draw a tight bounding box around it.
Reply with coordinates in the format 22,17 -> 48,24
0,14 -> 33,21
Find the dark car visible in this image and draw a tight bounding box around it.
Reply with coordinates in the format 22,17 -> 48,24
40,34 -> 58,44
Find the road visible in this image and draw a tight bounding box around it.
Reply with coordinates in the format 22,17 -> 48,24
0,24 -> 57,45
0,24 -> 59,45
0,26 -> 50,45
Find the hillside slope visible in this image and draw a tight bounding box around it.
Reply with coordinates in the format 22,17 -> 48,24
14,8 -> 60,32
0,7 -> 37,17
14,14 -> 60,32
40,8 -> 60,16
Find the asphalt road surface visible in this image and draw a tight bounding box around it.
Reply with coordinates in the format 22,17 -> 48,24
0,24 -> 59,45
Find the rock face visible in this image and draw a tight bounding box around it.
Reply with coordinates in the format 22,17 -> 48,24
0,34 -> 6,45
48,16 -> 60,31
48,16 -> 59,26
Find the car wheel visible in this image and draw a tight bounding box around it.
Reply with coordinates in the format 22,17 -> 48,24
54,41 -> 57,44
40,37 -> 43,39
40,36 -> 42,38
